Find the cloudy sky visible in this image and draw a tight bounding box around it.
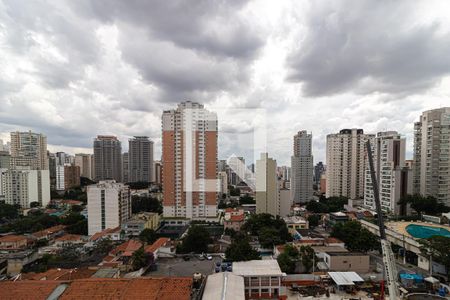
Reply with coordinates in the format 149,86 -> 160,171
1,0 -> 450,166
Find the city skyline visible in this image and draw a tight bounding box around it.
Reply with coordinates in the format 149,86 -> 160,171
2,1 -> 450,165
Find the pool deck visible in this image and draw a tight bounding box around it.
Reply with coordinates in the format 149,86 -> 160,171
385,221 -> 450,238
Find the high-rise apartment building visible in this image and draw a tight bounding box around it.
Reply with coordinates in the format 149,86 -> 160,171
0,168 -> 50,208
414,107 -> 450,204
10,131 -> 48,170
326,129 -> 374,200
93,135 -> 122,182
228,156 -> 246,185
153,160 -> 162,185
87,180 -> 131,235
364,132 -> 412,215
128,136 -> 154,183
162,101 -> 218,219
0,151 -> 10,169
74,153 -> 94,179
256,153 -> 279,216
314,162 -> 325,186
122,152 -> 129,183
291,131 -> 313,203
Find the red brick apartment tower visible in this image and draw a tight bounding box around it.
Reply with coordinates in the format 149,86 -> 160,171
162,101 -> 218,219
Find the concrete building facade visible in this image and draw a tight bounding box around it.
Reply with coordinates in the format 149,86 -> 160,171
291,131 -> 313,203
326,129 -> 374,200
256,153 -> 279,216
0,168 -> 50,208
414,107 -> 450,204
162,101 -> 218,219
128,136 -> 154,183
74,153 -> 93,179
87,180 -> 131,236
364,131 -> 412,215
93,136 -> 122,182
10,131 -> 48,170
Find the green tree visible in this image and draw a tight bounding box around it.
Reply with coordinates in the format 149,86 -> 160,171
239,194 -> 255,205
229,186 -> 241,196
277,244 -> 299,273
398,194 -> 450,217
307,215 -> 320,228
178,225 -> 212,253
132,247 -> 151,270
93,238 -> 114,255
299,245 -> 316,272
242,213 -> 291,244
420,236 -> 450,278
331,221 -> 379,252
30,201 -> 40,208
131,195 -> 163,214
66,219 -> 88,235
258,227 -> 282,248
139,228 -> 158,245
0,203 -> 20,219
225,235 -> 260,262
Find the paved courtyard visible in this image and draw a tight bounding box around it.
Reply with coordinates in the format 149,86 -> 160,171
145,256 -> 222,277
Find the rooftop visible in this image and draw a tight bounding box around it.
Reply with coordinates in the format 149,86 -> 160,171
233,260 -> 283,277
55,234 -> 83,242
110,239 -> 142,257
283,216 -> 308,224
32,225 -> 66,238
89,227 -> 121,241
21,268 -> 96,281
325,252 -> 366,257
0,234 -> 28,243
144,237 -> 170,254
0,277 -> 193,300
203,272 -> 245,300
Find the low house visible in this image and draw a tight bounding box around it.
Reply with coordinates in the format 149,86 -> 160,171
233,260 -> 285,299
323,252 -> 370,273
54,234 -> 85,248
223,208 -> 245,231
324,237 -> 345,248
89,227 -> 122,243
203,272 -> 245,300
99,240 -> 143,271
122,212 -> 161,236
0,235 -> 30,252
144,237 -> 173,259
284,216 -> 309,235
31,225 -> 66,241
327,212 -> 349,226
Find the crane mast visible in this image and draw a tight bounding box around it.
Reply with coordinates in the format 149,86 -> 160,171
366,140 -> 399,300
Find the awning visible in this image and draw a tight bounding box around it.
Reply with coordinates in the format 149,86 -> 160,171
328,272 -> 364,286
424,276 -> 440,284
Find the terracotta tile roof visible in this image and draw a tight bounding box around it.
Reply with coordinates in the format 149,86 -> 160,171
144,237 -> 170,254
55,234 -> 83,242
59,277 -> 193,300
32,225 -> 66,238
0,234 -> 28,243
0,280 -> 62,300
22,268 -> 96,281
89,227 -> 121,242
229,214 -> 245,222
110,240 -> 142,257
325,237 -> 343,244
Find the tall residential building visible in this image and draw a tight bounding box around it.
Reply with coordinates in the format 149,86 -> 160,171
314,162 -> 325,186
326,129 -> 374,200
153,160 -> 162,185
87,180 -> 131,236
228,156 -> 246,185
218,171 -> 228,196
74,153 -> 93,179
10,131 -> 48,170
55,165 -> 65,191
278,166 -> 291,181
128,136 -> 154,183
93,135 -> 122,182
256,153 -> 279,216
414,108 -> 450,204
291,131 -> 313,203
122,152 -> 129,183
364,132 -> 413,215
0,168 -> 50,208
0,151 -> 10,169
162,101 -> 218,219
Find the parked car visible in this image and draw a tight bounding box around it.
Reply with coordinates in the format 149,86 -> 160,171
215,266 -> 221,273
215,261 -> 221,267
206,255 -> 213,260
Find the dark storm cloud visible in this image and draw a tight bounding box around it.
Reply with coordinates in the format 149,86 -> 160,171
286,1 -> 450,96
74,0 -> 263,59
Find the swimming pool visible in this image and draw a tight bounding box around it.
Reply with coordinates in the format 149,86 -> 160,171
406,224 -> 450,239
